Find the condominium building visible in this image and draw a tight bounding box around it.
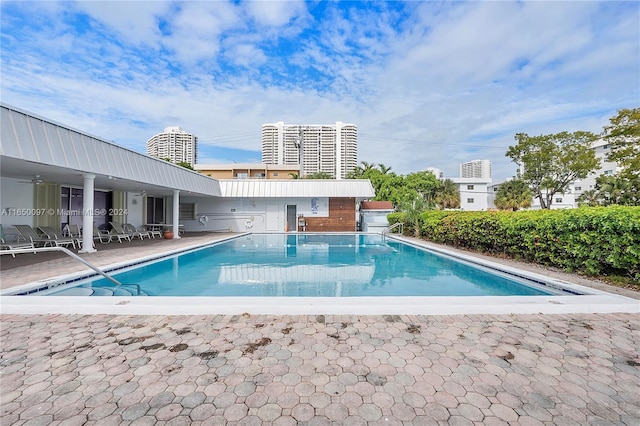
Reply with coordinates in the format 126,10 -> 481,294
572,139 -> 624,196
460,159 -> 491,179
262,121 -> 358,179
147,126 -> 198,166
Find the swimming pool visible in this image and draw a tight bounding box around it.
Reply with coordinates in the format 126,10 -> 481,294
35,233 -> 559,297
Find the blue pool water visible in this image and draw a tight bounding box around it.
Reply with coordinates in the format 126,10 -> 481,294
41,234 -> 556,297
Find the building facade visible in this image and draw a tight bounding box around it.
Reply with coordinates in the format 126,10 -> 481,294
572,139 -> 624,198
147,126 -> 198,166
194,163 -> 301,180
451,178 -> 492,211
460,159 -> 491,179
261,121 -> 357,179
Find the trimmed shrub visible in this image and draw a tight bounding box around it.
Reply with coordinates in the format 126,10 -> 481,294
412,207 -> 640,281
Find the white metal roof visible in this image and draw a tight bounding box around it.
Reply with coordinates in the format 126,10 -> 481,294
219,179 -> 375,198
1,104 -> 222,197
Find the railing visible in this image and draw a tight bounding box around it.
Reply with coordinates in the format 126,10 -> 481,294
1,246 -> 129,291
382,222 -> 403,238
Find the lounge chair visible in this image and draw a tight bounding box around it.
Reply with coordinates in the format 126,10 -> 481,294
0,224 -> 36,257
63,224 -> 84,248
14,225 -> 60,248
124,223 -> 151,240
93,224 -> 112,244
108,222 -> 132,243
37,226 -> 77,249
143,225 -> 163,239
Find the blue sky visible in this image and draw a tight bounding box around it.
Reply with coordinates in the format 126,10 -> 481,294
1,1 -> 638,179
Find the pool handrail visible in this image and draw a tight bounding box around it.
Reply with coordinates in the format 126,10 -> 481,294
1,246 -> 124,288
382,222 -> 403,238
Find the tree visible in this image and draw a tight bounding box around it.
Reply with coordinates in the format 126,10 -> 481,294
400,195 -> 427,237
576,189 -> 601,207
434,179 -> 460,209
494,179 -> 532,211
176,161 -> 194,170
603,107 -> 640,180
506,131 -> 600,209
595,175 -> 639,206
378,163 -> 392,174
404,171 -> 439,207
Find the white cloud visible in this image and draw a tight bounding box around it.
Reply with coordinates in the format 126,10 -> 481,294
244,0 -> 307,27
1,0 -> 637,180
73,1 -> 171,47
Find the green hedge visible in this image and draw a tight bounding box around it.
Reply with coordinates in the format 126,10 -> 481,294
388,207 -> 640,281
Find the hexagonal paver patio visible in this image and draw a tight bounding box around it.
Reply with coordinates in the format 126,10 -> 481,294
1,313 -> 639,425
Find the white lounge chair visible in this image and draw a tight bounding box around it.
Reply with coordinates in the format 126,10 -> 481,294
0,224 -> 36,257
37,226 -> 77,248
124,223 -> 151,240
15,225 -> 62,248
143,225 -> 163,239
108,222 -> 132,243
93,224 -> 112,244
64,224 -> 83,248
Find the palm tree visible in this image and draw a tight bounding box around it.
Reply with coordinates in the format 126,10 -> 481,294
494,179 -> 533,211
400,195 -> 427,237
378,163 -> 392,174
596,175 -> 629,205
435,179 -> 460,209
577,189 -> 600,207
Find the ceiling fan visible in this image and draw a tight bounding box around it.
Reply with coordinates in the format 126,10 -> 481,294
18,175 -> 43,185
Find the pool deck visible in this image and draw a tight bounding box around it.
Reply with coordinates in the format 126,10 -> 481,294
1,233 -> 639,424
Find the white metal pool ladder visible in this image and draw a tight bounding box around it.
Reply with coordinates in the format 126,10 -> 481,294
1,246 -> 125,288
382,222 -> 403,239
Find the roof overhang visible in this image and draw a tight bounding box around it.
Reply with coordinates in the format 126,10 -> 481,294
1,104 -> 222,197
219,179 -> 375,198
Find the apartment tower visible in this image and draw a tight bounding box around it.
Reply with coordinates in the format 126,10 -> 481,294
146,126 -> 198,166
460,159 -> 492,179
262,121 -> 357,179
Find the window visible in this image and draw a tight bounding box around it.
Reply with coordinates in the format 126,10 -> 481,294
179,203 -> 196,220
273,172 -> 279,176
467,185 -> 474,190
236,172 -> 248,179
556,198 -> 563,203
603,144 -> 609,149
574,186 -> 581,191
467,198 -> 474,203
493,187 -> 498,192
604,170 -> 613,175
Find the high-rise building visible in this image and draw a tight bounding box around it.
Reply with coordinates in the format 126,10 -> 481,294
460,159 -> 491,179
262,121 -> 357,179
147,126 -> 198,166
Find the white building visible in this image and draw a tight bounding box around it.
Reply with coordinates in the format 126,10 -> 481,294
147,126 -> 198,166
425,167 -> 444,179
451,178 -> 492,211
460,159 -> 491,179
572,139 -> 624,198
261,121 -> 358,179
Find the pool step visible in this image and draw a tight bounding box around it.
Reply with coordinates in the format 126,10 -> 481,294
94,284 -> 148,296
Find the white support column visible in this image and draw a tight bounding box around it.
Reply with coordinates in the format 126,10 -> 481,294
172,189 -> 181,239
79,174 -> 97,253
